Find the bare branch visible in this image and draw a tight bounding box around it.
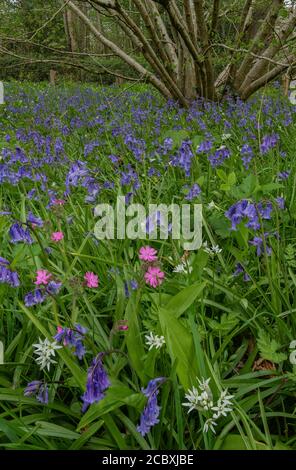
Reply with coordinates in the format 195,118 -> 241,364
67,1 -> 175,101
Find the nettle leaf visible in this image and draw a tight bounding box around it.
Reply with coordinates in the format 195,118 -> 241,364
257,330 -> 287,364
207,312 -> 240,336
231,174 -> 258,199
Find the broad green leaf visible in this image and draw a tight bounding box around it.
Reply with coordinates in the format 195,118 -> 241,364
78,384 -> 144,430
18,302 -> 85,389
158,307 -> 198,389
124,293 -> 146,381
164,281 -> 206,318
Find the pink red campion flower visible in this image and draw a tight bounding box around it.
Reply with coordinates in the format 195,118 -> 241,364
84,272 -> 99,288
139,246 -> 158,262
144,266 -> 165,288
53,199 -> 66,206
35,270 -> 52,286
116,320 -> 128,331
51,231 -> 64,242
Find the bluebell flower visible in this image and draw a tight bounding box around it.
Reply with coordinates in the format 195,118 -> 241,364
27,189 -> 38,200
185,183 -> 201,200
208,146 -> 230,168
276,197 -> 285,209
244,203 -> 260,230
137,377 -> 165,436
225,199 -> 248,230
130,280 -> 138,290
24,289 -> 46,307
9,222 -> 33,244
81,353 -> 110,412
124,134 -> 146,160
46,281 -> 62,295
233,263 -> 250,282
124,279 -> 139,298
240,144 -> 253,169
8,270 -> 20,287
27,212 -> 43,227
66,161 -> 89,189
170,140 -> 193,176
0,264 -> 20,287
108,154 -> 119,164
24,380 -> 49,404
260,134 -> 279,154
197,140 -> 213,154
0,257 -> 20,287
225,199 -> 273,232
249,236 -> 272,256
84,140 -> 99,157
54,323 -> 87,359
0,211 -> 12,216
277,170 -> 290,181
257,201 -> 273,220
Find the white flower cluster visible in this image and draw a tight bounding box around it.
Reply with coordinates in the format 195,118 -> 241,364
173,261 -> 193,274
202,241 -> 222,255
32,337 -> 62,371
183,378 -> 234,434
145,332 -> 165,351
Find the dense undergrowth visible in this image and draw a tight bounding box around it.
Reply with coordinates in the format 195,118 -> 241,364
0,82 -> 296,450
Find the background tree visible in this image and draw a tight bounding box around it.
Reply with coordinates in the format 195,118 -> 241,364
1,0 -> 296,102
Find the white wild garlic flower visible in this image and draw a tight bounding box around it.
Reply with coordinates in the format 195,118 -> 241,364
173,261 -> 193,274
183,377 -> 234,434
32,337 -> 62,371
145,332 -> 165,351
203,241 -> 222,255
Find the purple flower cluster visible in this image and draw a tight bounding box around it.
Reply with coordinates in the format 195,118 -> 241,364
170,141 -> 193,176
208,146 -> 230,168
81,353 -> 110,412
9,222 -> 33,244
0,257 -> 20,287
185,183 -> 201,201
54,324 -> 87,359
233,263 -> 250,282
260,134 -> 279,154
225,199 -> 273,231
277,170 -> 290,181
137,377 -> 165,436
24,281 -> 62,307
240,144 -> 253,169
249,235 -> 272,256
24,381 -> 49,404
27,212 -> 43,227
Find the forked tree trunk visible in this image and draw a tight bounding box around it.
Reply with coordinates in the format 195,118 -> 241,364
62,1 -> 296,104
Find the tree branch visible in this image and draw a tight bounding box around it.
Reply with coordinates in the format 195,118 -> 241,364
67,1 -> 175,101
